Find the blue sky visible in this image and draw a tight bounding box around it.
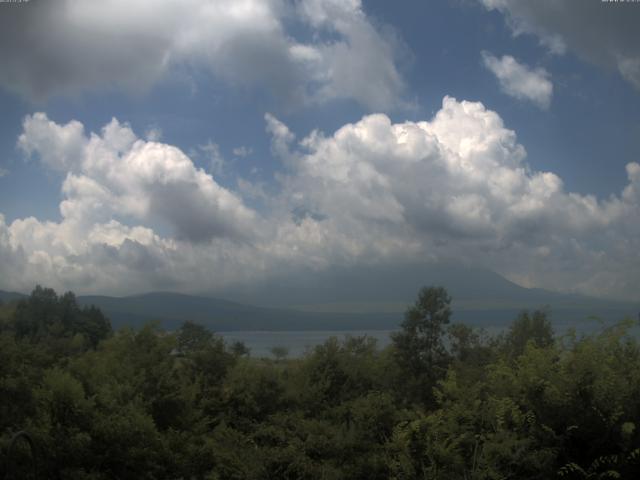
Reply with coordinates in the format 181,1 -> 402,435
0,0 -> 639,300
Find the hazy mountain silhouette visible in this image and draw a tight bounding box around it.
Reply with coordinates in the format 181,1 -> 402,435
214,262 -> 635,311
0,290 -> 26,304
1,263 -> 637,331
75,292 -> 400,331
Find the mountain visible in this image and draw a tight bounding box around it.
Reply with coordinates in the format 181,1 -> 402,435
2,263 -> 638,331
78,263 -> 639,331
4,288 -> 398,331
0,290 -> 26,304
76,292 -> 398,331
212,262 -> 584,309
213,262 -> 639,325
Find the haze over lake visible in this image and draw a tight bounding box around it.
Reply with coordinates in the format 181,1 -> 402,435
219,330 -> 396,358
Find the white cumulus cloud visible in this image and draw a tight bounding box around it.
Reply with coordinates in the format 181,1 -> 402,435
482,52 -> 553,108
18,113 -> 87,172
2,100 -> 640,300
480,0 -> 640,91
266,97 -> 640,298
19,113 -> 257,243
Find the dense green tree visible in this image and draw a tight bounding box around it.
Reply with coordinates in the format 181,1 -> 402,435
2,285 -> 640,479
503,308 -> 554,358
177,320 -> 214,353
229,340 -> 250,357
11,286 -> 111,350
392,286 -> 452,405
300,335 -> 386,409
222,359 -> 287,426
270,345 -> 290,361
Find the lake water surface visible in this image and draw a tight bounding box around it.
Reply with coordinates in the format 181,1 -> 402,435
218,319 -> 616,358
220,330 -> 396,357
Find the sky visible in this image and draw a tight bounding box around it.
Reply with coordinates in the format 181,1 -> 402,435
0,0 -> 639,301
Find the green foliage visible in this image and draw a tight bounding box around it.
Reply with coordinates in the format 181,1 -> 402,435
503,308 -> 554,357
1,285 -> 640,479
10,286 -> 112,351
270,345 -> 290,361
392,285 -> 452,406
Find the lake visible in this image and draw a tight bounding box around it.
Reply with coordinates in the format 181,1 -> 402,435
218,319 -> 624,358
220,330 -> 396,357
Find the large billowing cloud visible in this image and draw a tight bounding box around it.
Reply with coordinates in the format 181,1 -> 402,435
18,113 -> 257,242
480,0 -> 640,90
2,99 -> 640,299
0,0 -> 405,110
270,97 -> 640,299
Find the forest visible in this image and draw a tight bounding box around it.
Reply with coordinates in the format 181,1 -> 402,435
1,286 -> 639,479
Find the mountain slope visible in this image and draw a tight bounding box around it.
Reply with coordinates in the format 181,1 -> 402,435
76,292 -> 398,331
0,290 -> 26,304
3,263 -> 638,331
214,262 -> 636,312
